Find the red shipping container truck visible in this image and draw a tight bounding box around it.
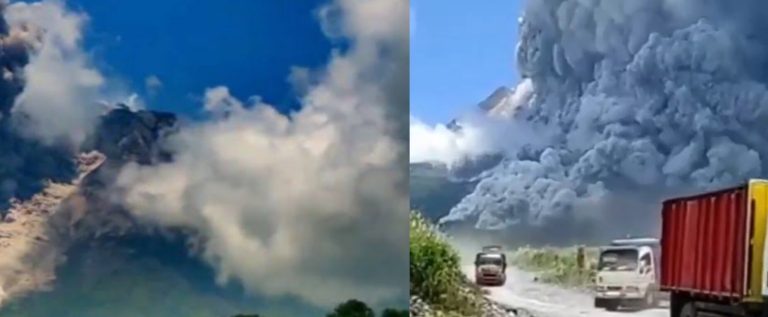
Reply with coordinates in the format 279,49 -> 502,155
660,179 -> 768,317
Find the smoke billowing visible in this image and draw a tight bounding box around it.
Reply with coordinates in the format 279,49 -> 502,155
114,0 -> 408,308
0,0 -> 408,312
5,1 -> 133,146
0,0 -> 150,213
0,0 -> 140,185
0,0 -> 31,118
0,0 -> 102,211
412,0 -> 768,236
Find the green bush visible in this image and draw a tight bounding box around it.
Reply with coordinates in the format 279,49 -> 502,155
230,299 -> 408,317
409,211 -> 479,315
326,299 -> 375,317
380,308 -> 409,317
510,247 -> 597,288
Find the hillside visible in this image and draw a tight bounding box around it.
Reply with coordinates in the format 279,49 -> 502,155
0,108 -> 323,317
409,163 -> 472,222
0,151 -> 105,306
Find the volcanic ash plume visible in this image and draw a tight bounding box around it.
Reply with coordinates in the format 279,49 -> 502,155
0,0 -> 35,117
6,0 -> 108,145
436,0 -> 768,232
0,151 -> 105,307
114,0 -> 409,308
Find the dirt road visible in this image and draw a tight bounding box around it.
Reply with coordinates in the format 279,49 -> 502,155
464,265 -> 669,317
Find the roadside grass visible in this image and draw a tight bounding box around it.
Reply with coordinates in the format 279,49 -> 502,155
409,211 -> 483,316
509,246 -> 599,289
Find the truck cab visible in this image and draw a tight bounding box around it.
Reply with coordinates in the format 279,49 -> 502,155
595,238 -> 660,311
474,245 -> 507,287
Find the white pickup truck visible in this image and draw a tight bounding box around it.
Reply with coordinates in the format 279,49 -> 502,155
594,238 -> 661,311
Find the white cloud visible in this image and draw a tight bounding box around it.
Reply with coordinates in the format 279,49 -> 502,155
203,86 -> 244,116
115,0 -> 408,308
6,0 -> 104,146
410,80 -> 546,167
123,93 -> 145,111
409,116 -> 488,166
145,75 -> 162,95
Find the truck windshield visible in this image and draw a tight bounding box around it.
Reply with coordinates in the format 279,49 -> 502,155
598,249 -> 638,271
477,256 -> 504,266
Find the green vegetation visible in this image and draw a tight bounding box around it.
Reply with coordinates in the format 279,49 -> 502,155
1,254 -> 249,317
322,300 -> 406,317
380,308 -> 409,317
230,299 -> 408,317
325,299 -> 375,317
510,246 -> 598,288
409,211 -> 482,316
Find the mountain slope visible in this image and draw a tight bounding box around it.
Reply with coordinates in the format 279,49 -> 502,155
409,162 -> 473,222
0,108 -> 323,316
409,87 -> 513,222
0,151 -> 105,306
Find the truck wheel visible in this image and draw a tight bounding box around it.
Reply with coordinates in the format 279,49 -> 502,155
644,291 -> 657,308
593,298 -> 602,308
679,302 -> 696,317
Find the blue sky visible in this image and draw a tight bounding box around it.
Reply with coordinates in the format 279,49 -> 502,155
66,0 -> 334,116
411,0 -> 522,124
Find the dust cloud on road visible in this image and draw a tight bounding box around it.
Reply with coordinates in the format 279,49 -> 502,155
463,265 -> 668,317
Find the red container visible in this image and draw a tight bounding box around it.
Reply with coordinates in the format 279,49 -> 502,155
660,185 -> 749,299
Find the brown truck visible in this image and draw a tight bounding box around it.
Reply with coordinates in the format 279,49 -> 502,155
474,245 -> 507,286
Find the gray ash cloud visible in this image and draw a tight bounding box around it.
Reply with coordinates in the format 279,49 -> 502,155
0,0 -> 177,214
0,0 -> 408,310
0,0 -> 78,212
112,0 -> 409,308
440,0 -> 768,235
0,0 -> 32,117
83,106 -> 177,165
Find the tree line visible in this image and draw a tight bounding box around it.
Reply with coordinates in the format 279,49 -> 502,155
232,299 -> 408,317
